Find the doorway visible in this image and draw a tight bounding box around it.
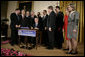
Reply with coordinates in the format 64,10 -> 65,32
19,2 -> 32,12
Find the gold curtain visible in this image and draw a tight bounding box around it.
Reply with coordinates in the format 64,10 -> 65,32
60,1 -> 84,43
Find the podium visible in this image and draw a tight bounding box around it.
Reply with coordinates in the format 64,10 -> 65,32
18,28 -> 42,50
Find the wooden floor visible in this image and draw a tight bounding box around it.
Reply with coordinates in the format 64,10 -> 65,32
1,42 -> 84,56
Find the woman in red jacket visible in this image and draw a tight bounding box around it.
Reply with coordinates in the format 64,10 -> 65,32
63,8 -> 70,50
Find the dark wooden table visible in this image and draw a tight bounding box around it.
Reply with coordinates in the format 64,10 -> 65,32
18,29 -> 42,50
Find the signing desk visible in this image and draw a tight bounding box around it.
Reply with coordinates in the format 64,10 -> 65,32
18,28 -> 42,50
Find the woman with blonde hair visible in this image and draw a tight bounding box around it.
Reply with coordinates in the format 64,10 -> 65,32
63,8 -> 70,50
66,3 -> 79,54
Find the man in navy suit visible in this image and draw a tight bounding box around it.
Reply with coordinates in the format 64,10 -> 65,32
33,17 -> 42,30
42,10 -> 48,46
29,17 -> 42,49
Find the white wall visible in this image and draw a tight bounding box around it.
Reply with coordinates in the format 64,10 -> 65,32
7,1 -> 18,25
34,1 -> 59,17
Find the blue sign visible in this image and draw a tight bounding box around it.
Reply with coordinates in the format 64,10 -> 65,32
18,29 -> 36,37
20,27 -> 29,29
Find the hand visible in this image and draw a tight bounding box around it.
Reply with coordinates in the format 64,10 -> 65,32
16,25 -> 18,28
63,29 -> 64,32
18,25 -> 21,27
35,27 -> 39,30
49,27 -> 52,31
45,27 -> 47,30
16,25 -> 20,28
31,27 -> 33,29
73,29 -> 77,32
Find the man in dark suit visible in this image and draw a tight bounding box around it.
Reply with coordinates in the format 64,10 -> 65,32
42,10 -> 48,46
30,11 -> 37,29
29,17 -> 42,49
37,12 -> 43,25
55,6 -> 64,49
19,9 -> 28,45
33,17 -> 42,30
19,9 -> 28,27
26,11 -> 31,28
47,6 -> 56,49
10,8 -> 20,46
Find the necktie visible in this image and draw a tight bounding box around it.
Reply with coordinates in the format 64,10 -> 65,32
17,15 -> 19,21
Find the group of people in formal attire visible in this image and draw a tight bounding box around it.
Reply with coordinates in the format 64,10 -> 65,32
10,3 -> 79,54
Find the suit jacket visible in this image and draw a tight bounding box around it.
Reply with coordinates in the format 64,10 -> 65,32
10,13 -> 21,30
19,15 -> 28,27
68,11 -> 79,30
42,14 -> 48,28
38,16 -> 42,23
25,16 -> 31,28
30,15 -> 37,27
38,16 -> 43,30
56,11 -> 64,30
33,22 -> 42,31
47,11 -> 56,30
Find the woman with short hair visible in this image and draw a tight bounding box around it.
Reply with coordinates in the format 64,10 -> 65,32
66,3 -> 79,54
